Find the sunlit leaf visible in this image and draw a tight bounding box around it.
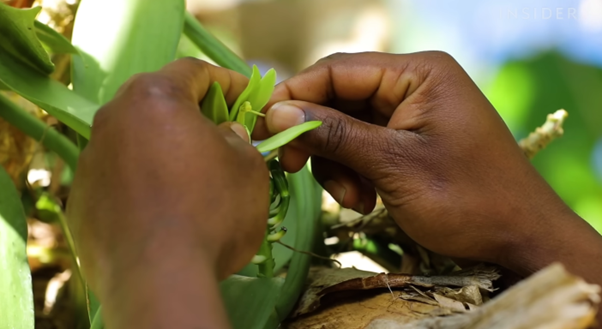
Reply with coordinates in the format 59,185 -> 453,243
256,121 -> 322,153
71,0 -> 185,104
0,166 -> 34,328
183,12 -> 251,78
201,82 -> 229,124
71,0 -> 186,321
244,68 -> 276,131
221,275 -> 283,329
230,65 -> 261,121
89,306 -> 103,329
0,50 -> 98,138
0,4 -> 54,74
34,20 -> 78,54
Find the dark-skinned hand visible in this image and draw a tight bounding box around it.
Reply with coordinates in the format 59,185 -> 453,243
255,51 -> 602,288
67,58 -> 269,329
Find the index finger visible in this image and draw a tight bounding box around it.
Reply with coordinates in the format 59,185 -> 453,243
253,52 -> 427,140
116,57 -> 249,109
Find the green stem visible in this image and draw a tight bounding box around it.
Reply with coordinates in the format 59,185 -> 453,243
0,93 -> 79,171
183,12 -> 252,78
55,208 -> 84,283
257,230 -> 275,278
267,160 -> 289,227
90,306 -> 103,329
76,133 -> 88,151
274,166 -> 321,321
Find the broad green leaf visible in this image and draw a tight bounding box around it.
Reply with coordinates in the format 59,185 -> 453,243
272,165 -> 322,323
183,12 -> 251,78
235,168 -> 321,326
71,0 -> 185,321
0,166 -> 34,329
221,275 -> 283,329
71,0 -> 185,104
230,65 -> 261,121
34,20 -> 78,54
0,93 -> 79,171
0,4 -> 54,74
256,121 -> 322,153
201,82 -> 229,124
0,50 -> 98,138
244,68 -> 276,131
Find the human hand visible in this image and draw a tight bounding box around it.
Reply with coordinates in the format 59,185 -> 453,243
254,52 -> 602,277
67,58 -> 269,319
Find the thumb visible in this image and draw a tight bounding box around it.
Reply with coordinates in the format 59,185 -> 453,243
217,121 -> 250,144
265,100 -> 403,181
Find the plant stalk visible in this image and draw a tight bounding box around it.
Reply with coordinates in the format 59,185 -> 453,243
257,230 -> 275,278
0,93 -> 79,171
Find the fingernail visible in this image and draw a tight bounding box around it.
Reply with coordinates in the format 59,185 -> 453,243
323,180 -> 346,205
268,102 -> 305,133
230,123 -> 250,142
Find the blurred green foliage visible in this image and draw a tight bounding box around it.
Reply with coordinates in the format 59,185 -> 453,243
486,52 -> 602,232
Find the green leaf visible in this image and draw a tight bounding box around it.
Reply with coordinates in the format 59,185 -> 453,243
183,12 -> 251,78
248,69 -> 276,114
0,93 -> 79,171
243,166 -> 322,327
244,68 -> 276,131
273,166 -> 322,322
221,275 -> 283,329
0,166 -> 34,329
256,121 -> 322,153
90,305 -> 103,329
262,165 -> 322,327
230,65 -> 262,121
34,20 -> 78,54
0,4 -> 54,75
0,50 -> 98,138
71,0 -> 185,104
70,0 -> 186,322
200,82 -> 229,124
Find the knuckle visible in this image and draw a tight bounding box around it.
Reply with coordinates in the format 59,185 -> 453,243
422,50 -> 457,65
318,116 -> 349,155
176,57 -> 214,72
124,72 -> 183,100
90,103 -> 114,137
91,106 -> 109,131
178,56 -> 206,66
317,52 -> 350,64
413,51 -> 460,74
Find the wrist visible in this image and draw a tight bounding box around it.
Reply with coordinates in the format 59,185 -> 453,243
98,241 -> 229,329
500,208 -> 602,281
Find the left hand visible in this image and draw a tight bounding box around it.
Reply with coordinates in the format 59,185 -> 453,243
67,58 -> 270,304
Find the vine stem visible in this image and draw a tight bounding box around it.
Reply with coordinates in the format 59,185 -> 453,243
257,230 -> 275,278
0,92 -> 79,171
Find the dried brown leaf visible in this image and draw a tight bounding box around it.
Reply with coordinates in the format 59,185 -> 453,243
293,266 -> 499,318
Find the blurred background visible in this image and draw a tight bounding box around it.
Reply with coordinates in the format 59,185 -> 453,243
186,0 -> 602,232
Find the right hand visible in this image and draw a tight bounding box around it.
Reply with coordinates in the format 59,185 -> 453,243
254,51 -> 602,277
